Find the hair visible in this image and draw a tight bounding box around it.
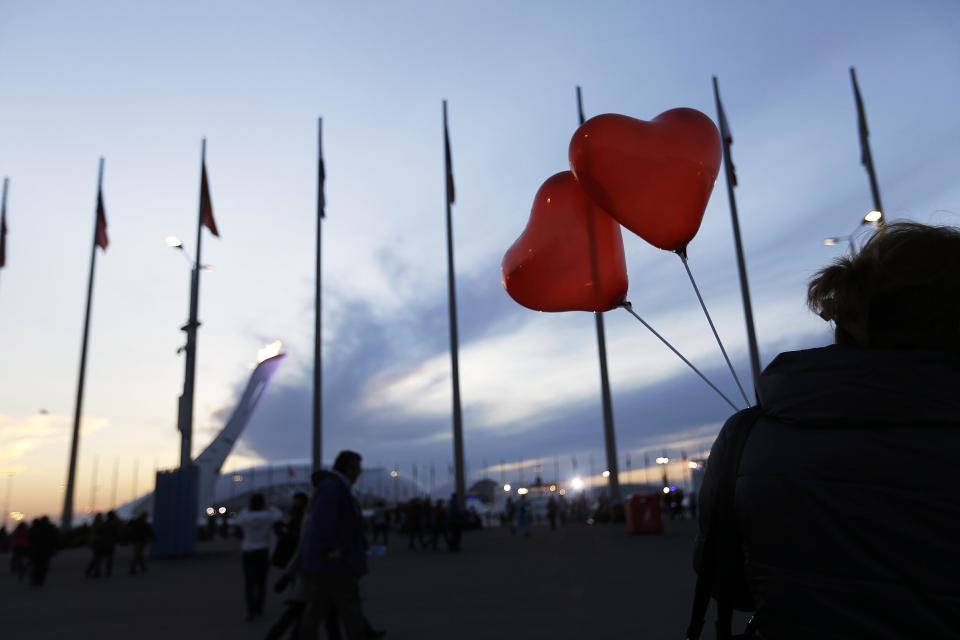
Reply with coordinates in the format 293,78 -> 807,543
249,493 -> 266,511
333,450 -> 362,475
807,221 -> 960,351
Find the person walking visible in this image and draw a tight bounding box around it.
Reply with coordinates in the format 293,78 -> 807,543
127,513 -> 154,575
695,222 -> 960,639
429,500 -> 447,551
546,497 -> 558,531
84,513 -> 105,578
370,501 -> 389,547
28,516 -> 57,586
298,451 -> 383,640
100,510 -> 121,577
10,522 -> 30,580
273,492 -> 308,570
235,492 -> 282,621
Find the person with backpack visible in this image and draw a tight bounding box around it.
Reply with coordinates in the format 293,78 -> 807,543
690,222 -> 960,640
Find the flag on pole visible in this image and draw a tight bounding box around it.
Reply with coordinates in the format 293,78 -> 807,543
95,185 -> 109,251
851,67 -> 871,168
443,101 -> 455,205
318,119 -> 326,218
715,87 -> 738,187
200,161 -> 219,237
0,178 -> 8,268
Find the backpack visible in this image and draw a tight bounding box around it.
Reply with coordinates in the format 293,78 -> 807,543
686,406 -> 763,640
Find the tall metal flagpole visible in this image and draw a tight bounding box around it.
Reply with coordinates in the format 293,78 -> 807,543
313,118 -> 326,473
712,77 -> 762,399
179,140 -> 207,469
443,100 -> 466,509
850,67 -> 884,221
62,158 -> 105,530
576,87 -> 621,503
0,177 -> 8,293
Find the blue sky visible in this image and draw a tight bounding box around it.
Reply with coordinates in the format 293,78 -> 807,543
1,0 -> 959,519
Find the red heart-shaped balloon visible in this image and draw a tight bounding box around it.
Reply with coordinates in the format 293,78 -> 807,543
502,171 -> 628,312
569,108 -> 721,252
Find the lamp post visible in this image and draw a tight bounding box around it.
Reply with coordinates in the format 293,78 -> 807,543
655,455 -> 670,487
823,210 -> 884,254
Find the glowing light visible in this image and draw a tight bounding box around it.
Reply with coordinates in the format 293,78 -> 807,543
823,237 -> 840,246
864,210 -> 883,223
10,511 -> 24,521
257,340 -> 283,363
558,489 -> 566,496
503,483 -> 511,492
232,474 -> 243,482
601,470 -> 610,478
571,477 -> 584,490
165,236 -> 183,248
549,484 -> 557,492
688,461 -> 700,470
390,470 -> 399,478
218,506 -> 227,515
662,487 -> 670,494
656,456 -> 670,465
205,507 -> 215,516
517,487 -> 529,496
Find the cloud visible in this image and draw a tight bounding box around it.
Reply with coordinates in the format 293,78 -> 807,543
223,252 -> 830,475
0,413 -> 108,471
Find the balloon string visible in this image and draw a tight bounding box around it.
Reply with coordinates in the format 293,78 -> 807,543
621,302 -> 739,412
678,253 -> 752,408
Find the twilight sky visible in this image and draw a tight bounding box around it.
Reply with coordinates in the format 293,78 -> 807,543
1,0 -> 959,520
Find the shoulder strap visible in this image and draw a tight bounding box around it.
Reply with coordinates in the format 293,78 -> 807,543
686,406 -> 763,640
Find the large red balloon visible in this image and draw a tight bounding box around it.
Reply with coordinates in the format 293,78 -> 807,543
569,109 -> 722,252
502,171 -> 628,312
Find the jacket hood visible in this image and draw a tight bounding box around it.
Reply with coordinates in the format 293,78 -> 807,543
758,345 -> 960,427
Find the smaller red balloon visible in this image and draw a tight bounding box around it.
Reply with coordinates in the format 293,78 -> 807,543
569,108 -> 722,252
502,171 -> 628,312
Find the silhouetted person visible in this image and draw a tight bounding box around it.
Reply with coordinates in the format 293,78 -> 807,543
10,522 -> 30,580
127,513 -> 154,575
370,500 -> 389,546
84,513 -> 105,578
298,451 -> 383,640
504,496 -> 516,533
429,500 -> 447,551
446,493 -> 462,552
28,516 -> 57,586
236,492 -> 282,621
404,499 -> 422,550
696,222 -> 960,639
273,492 -> 308,570
547,497 -> 558,530
516,495 -> 531,537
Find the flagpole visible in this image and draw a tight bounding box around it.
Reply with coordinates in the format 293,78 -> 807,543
850,67 -> 884,220
179,139 -> 206,469
312,118 -> 325,473
62,157 -> 105,530
712,77 -> 762,399
576,86 -> 621,504
443,100 -> 466,510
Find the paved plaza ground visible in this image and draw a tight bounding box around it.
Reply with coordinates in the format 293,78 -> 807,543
2,519 -> 743,639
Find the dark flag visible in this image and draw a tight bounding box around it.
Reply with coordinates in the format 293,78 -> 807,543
849,67 -> 884,219
200,162 -> 219,237
715,89 -> 738,187
850,67 -> 871,168
95,187 -> 109,251
444,102 -> 455,204
318,121 -> 327,218
0,178 -> 8,268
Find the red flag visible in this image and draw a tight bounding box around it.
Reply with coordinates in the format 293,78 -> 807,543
443,101 -> 455,205
0,178 -> 8,268
200,162 -> 219,237
95,188 -> 108,251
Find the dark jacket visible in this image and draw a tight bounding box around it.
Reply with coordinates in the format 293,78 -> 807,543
301,470 -> 367,577
699,345 -> 960,639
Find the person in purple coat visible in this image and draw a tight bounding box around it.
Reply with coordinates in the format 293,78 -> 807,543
298,451 -> 379,640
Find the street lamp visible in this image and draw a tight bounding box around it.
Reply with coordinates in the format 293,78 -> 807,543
824,210 -> 884,252
656,455 -> 670,486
